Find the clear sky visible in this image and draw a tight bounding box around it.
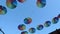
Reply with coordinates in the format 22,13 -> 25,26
0,0 -> 60,34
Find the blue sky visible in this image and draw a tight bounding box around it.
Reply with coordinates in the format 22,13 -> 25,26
0,0 -> 60,34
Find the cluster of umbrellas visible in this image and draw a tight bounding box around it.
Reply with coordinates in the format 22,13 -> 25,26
0,0 -> 60,34
18,14 -> 60,34
6,0 -> 46,9
0,0 -> 26,15
0,0 -> 46,15
18,17 -> 32,34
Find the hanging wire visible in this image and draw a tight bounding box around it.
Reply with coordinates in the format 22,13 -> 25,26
0,28 -> 5,34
